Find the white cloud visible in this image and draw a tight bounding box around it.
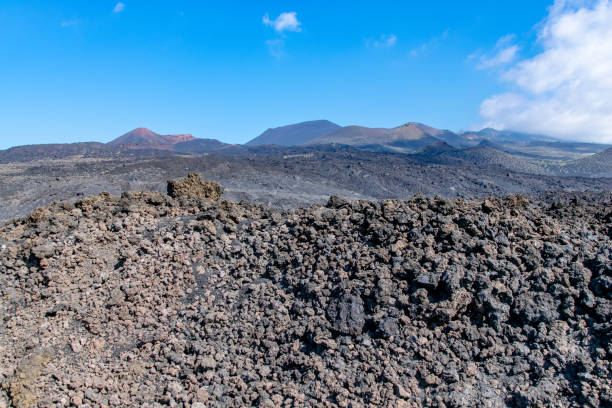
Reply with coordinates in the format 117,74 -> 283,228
262,12 -> 301,33
367,34 -> 397,49
409,30 -> 448,56
476,35 -> 520,69
113,2 -> 125,13
266,39 -> 285,58
479,0 -> 612,142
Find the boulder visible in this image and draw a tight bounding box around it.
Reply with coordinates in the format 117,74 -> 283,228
167,173 -> 222,200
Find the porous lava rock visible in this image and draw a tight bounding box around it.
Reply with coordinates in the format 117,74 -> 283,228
167,173 -> 222,200
0,188 -> 611,407
326,293 -> 366,335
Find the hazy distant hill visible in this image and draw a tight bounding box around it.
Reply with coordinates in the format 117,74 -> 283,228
174,139 -> 246,154
460,128 -> 558,143
0,142 -> 114,163
475,139 -> 506,150
456,129 -> 609,160
2,123 -> 611,178
246,120 -> 341,146
0,127 -> 241,161
108,128 -> 196,149
447,146 -> 548,174
560,147 -> 612,177
493,140 -> 610,161
246,121 -> 564,151
438,143 -> 611,177
307,122 -> 461,152
413,144 -> 551,175
415,141 -> 456,155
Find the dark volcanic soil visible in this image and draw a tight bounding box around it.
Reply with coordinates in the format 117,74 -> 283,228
1,147 -> 612,223
1,181 -> 611,407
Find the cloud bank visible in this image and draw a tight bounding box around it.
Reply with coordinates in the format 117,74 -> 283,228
263,12 -> 301,33
479,0 -> 612,142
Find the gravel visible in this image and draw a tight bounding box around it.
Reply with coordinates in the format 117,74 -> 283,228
0,179 -> 611,407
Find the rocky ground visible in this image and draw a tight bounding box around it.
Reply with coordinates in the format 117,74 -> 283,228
1,175 -> 611,407
2,148 -> 612,223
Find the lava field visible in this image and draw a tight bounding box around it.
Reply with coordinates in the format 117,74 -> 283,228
1,177 -> 611,407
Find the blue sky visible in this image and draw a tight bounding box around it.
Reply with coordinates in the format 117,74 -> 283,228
3,0 -> 611,148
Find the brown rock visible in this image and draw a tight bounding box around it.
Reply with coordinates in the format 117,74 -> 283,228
424,374 -> 440,386
7,350 -> 53,408
88,337 -> 106,354
167,173 -> 222,200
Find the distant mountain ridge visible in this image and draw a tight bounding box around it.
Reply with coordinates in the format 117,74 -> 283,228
108,128 -> 197,149
246,120 -> 342,146
0,142 -> 115,164
244,121 -> 574,154
105,127 -> 248,154
1,122 -> 611,178
306,122 -> 469,152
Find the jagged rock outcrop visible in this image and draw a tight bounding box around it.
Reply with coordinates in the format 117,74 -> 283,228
0,187 -> 610,407
167,173 -> 223,200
